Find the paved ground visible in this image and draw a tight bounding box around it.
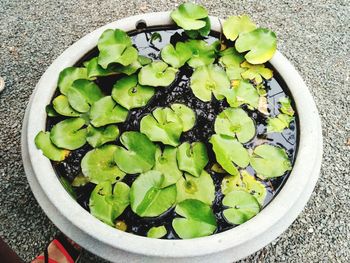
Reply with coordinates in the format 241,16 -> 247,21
0,0 -> 349,262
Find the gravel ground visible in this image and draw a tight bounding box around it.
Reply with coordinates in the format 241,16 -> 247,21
0,0 -> 349,262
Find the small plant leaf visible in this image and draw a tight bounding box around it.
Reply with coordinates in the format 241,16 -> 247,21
210,134 -> 250,176
81,145 -> 125,184
235,28 -> 277,64
170,3 -> 208,31
86,124 -> 120,148
170,103 -> 196,132
214,107 -> 255,143
250,144 -> 292,179
224,79 -> 259,109
267,114 -> 293,133
186,17 -> 211,38
140,107 -> 183,146
161,42 -> 192,68
114,131 -> 156,174
138,55 -> 152,66
46,105 -> 59,117
130,170 -> 176,217
35,131 -> 70,161
71,175 -> 90,187
112,74 -> 155,110
147,225 -> 167,239
154,146 -> 182,187
97,29 -> 138,69
89,96 -> 128,127
190,64 -> 230,102
150,32 -> 162,44
177,141 -> 208,177
58,67 -> 89,95
222,190 -> 260,225
67,79 -> 104,113
241,61 -> 273,84
219,47 -> 245,80
50,118 -> 87,150
186,40 -> 216,68
172,199 -> 216,239
221,174 -> 246,195
138,61 -> 178,87
223,15 -> 256,41
52,95 -> 80,117
176,171 -> 215,205
279,97 -> 295,116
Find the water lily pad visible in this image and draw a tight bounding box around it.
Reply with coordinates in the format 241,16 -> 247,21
140,107 -> 183,146
176,171 -> 215,205
114,131 -> 156,174
170,2 -> 208,31
221,174 -> 245,195
170,103 -> 196,132
185,16 -> 211,38
97,29 -> 138,69
89,96 -> 128,127
58,67 -> 88,95
130,170 -> 176,217
154,146 -> 182,187
214,108 -> 255,143
267,114 -> 293,133
147,226 -> 167,239
172,199 -> 216,239
190,64 -> 230,102
35,131 -> 70,161
241,61 -> 273,84
186,40 -> 216,68
250,144 -> 292,179
222,190 -> 260,225
161,42 -> 192,68
138,55 -> 152,66
67,79 -> 104,113
81,145 -> 125,184
138,61 -> 178,87
177,142 -> 208,177
71,175 -> 90,187
52,95 -> 80,117
219,47 -> 245,80
210,134 -> 250,176
279,97 -> 295,116
89,181 -> 130,226
112,74 -> 155,110
235,28 -> 277,64
50,118 -> 87,150
46,105 -> 59,117
223,15 -> 256,40
225,79 -> 259,109
86,124 -> 119,148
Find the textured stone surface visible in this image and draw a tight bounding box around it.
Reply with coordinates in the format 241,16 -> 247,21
0,0 -> 349,262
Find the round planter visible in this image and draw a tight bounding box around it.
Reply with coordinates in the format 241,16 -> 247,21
21,12 -> 323,262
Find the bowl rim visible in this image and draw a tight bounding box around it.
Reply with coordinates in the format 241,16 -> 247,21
23,11 -> 323,259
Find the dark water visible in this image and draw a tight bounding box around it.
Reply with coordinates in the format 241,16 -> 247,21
47,27 -> 299,239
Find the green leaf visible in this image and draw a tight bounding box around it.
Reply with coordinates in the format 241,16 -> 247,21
35,131 -> 70,161
190,64 -> 230,102
71,175 -> 90,187
114,131 -> 156,174
222,190 -> 260,225
140,107 -> 183,146
130,170 -> 176,217
209,134 -> 250,176
81,145 -> 125,184
86,124 -> 119,148
235,28 -> 277,64
176,171 -> 215,205
46,105 -> 59,117
50,118 -> 87,150
219,47 -> 245,80
97,29 -> 138,69
186,40 -> 216,68
138,55 -> 152,66
161,42 -> 192,68
241,61 -> 273,84
170,3 -> 208,31
150,32 -> 162,44
154,146 -> 182,187
112,74 -> 155,110
177,142 -> 208,177
185,17 -> 211,38
52,95 -> 80,117
138,61 -> 178,87
214,107 -> 255,143
89,96 -> 128,127
58,67 -> 88,95
172,199 -> 216,239
267,114 -> 293,133
147,226 -> 167,239
84,57 -> 119,78
67,79 -> 104,113
221,174 -> 245,195
222,15 -> 256,41
224,79 -> 259,108
279,97 -> 295,116
170,103 -> 196,132
250,144 -> 292,179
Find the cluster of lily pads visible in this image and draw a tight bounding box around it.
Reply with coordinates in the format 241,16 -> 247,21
35,2 -> 296,239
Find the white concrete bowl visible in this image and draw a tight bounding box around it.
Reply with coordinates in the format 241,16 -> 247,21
21,12 -> 323,262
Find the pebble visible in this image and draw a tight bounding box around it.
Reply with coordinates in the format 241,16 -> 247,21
0,77 -> 4,93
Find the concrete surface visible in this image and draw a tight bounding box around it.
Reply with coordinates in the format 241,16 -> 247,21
0,0 -> 349,262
